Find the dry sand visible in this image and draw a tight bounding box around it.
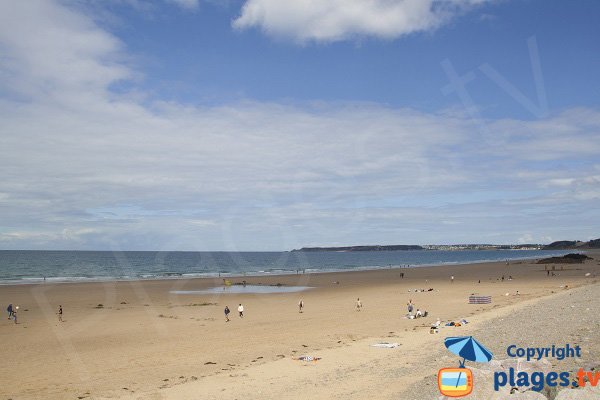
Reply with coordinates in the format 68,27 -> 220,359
1,252 -> 599,399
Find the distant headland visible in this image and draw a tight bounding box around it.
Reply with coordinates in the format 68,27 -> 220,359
291,238 -> 599,252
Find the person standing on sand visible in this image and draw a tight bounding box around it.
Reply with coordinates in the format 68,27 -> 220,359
356,298 -> 362,311
451,275 -> 454,283
407,300 -> 414,315
224,306 -> 230,322
58,305 -> 63,322
12,306 -> 18,324
298,300 -> 304,313
7,304 -> 13,320
238,304 -> 244,318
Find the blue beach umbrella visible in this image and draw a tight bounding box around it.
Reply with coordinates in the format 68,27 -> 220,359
444,336 -> 493,388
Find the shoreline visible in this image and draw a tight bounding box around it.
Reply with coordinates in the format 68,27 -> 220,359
0,249 -> 576,287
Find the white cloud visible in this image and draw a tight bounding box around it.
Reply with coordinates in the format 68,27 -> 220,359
0,0 -> 598,250
517,233 -> 533,244
0,1 -> 130,103
233,0 -> 494,42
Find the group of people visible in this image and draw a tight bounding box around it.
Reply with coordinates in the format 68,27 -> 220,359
6,304 -> 17,324
5,304 -> 63,324
406,299 -> 428,319
222,298 -> 369,322
223,304 -> 244,322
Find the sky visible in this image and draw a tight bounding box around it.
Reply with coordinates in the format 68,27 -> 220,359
0,0 -> 599,251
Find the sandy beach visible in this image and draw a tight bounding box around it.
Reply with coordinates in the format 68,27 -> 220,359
1,252 -> 599,399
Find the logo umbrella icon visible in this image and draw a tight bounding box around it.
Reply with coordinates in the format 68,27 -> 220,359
438,336 -> 493,397
445,336 -> 493,366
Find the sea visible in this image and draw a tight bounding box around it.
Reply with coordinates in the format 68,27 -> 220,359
0,249 -> 570,285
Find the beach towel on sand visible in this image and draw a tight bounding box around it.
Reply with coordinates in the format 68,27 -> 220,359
295,355 -> 321,362
370,342 -> 399,348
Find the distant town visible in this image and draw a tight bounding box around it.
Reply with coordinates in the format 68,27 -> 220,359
421,244 -> 542,250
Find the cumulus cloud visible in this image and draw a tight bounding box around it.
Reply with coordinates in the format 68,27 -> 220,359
233,0 -> 495,42
0,0 -> 598,250
0,1 -> 130,103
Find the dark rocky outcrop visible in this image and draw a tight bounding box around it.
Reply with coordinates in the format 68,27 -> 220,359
537,253 -> 591,264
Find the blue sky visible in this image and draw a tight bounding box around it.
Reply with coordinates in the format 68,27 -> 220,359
105,0 -> 600,117
0,0 -> 599,250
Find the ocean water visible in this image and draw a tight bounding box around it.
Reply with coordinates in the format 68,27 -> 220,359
0,249 -> 569,285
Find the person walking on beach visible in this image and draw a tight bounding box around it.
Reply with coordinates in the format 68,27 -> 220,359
298,300 -> 304,313
356,298 -> 362,311
12,306 -> 18,324
450,275 -> 454,283
7,304 -> 13,320
58,305 -> 63,322
224,306 -> 230,322
238,304 -> 244,318
407,300 -> 414,315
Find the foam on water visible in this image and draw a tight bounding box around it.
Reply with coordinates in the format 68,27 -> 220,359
0,249 -> 573,285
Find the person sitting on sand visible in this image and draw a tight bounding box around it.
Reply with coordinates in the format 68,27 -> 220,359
224,306 -> 230,322
430,320 -> 440,334
298,300 -> 304,313
356,298 -> 362,311
237,304 -> 244,318
415,309 -> 423,318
